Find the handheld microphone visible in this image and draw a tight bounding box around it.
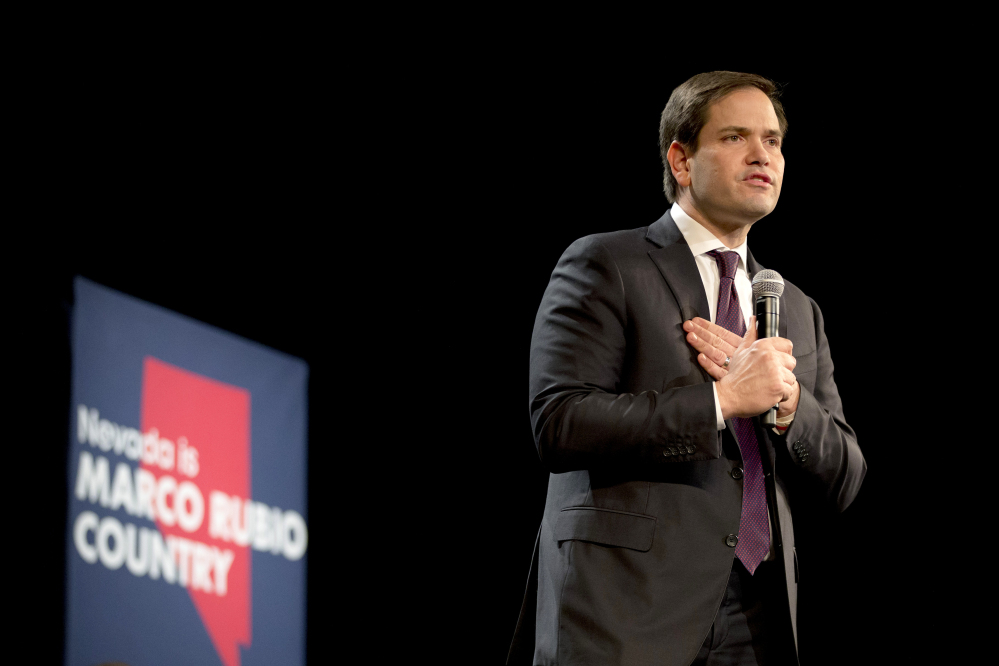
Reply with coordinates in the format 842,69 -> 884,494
752,270 -> 784,427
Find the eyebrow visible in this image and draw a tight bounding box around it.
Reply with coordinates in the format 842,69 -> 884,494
717,125 -> 784,138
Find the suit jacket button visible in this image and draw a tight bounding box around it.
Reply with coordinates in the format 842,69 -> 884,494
725,534 -> 739,548
685,444 -> 695,454
731,467 -> 744,479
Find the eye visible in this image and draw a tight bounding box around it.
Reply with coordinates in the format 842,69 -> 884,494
767,138 -> 781,147
725,135 -> 741,142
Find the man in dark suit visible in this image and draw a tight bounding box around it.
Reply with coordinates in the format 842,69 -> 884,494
511,72 -> 866,665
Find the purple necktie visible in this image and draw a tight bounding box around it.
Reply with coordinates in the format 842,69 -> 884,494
707,250 -> 770,575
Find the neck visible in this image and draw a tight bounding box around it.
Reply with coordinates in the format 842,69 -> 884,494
676,196 -> 752,249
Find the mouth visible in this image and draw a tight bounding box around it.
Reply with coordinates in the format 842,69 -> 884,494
744,173 -> 772,186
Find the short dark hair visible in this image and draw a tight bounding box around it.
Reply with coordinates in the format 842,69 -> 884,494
659,71 -> 788,203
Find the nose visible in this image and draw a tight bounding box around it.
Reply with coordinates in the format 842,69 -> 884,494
746,139 -> 770,166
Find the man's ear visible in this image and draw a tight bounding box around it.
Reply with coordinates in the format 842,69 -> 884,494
666,140 -> 692,188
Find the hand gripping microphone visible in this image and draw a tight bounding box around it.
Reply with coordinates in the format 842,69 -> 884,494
752,270 -> 785,427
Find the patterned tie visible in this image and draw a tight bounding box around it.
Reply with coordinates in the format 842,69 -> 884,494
707,249 -> 770,575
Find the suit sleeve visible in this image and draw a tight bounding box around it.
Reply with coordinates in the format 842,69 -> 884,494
529,235 -> 718,473
782,297 -> 866,513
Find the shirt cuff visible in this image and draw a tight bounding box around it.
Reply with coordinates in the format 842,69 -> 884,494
773,411 -> 795,435
712,382 -> 725,431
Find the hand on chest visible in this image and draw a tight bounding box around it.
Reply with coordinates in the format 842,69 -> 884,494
617,262 -> 816,396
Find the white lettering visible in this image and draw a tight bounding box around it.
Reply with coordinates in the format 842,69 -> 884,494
75,405 -> 188,470
142,428 -> 159,465
77,405 -> 88,444
158,437 -> 175,471
269,506 -> 284,555
87,407 -> 100,447
124,523 -> 150,577
177,436 -> 199,478
134,468 -> 156,521
98,419 -> 115,452
212,547 -> 235,596
191,542 -> 214,592
73,511 -> 99,564
205,492 -> 308,561
209,491 -> 230,541
171,536 -> 193,588
96,516 -> 126,570
282,510 -> 308,561
149,529 -> 176,584
155,475 -> 177,527
75,451 -> 110,506
109,462 -> 135,514
122,428 -> 142,460
232,496 -> 252,547
175,482 -> 204,533
71,496 -> 304,592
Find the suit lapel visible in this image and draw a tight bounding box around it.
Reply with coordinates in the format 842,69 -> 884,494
648,211 -> 781,468
646,211 -> 711,323
648,212 -> 784,339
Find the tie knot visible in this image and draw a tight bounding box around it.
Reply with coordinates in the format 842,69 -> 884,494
707,250 -> 740,280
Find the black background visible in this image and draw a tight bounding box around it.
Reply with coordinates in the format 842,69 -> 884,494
21,44 -> 971,664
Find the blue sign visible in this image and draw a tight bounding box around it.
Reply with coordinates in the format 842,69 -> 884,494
66,277 -> 308,666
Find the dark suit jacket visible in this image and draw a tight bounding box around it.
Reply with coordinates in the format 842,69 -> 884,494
513,211 -> 866,666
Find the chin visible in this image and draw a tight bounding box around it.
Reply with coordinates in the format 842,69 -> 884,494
736,204 -> 775,221
743,196 -> 778,218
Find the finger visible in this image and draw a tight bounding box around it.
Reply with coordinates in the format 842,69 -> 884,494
686,320 -> 727,355
690,317 -> 743,351
693,317 -> 743,350
777,351 -> 797,371
781,378 -> 799,403
779,379 -> 799,404
770,337 -> 794,355
697,352 -> 727,381
739,316 -> 758,349
685,330 -> 732,368
780,367 -> 797,387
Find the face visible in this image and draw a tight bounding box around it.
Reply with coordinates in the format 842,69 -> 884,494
681,88 -> 785,228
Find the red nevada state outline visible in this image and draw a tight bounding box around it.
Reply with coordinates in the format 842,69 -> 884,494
141,356 -> 251,666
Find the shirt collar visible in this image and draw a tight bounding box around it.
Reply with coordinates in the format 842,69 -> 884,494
670,202 -> 749,271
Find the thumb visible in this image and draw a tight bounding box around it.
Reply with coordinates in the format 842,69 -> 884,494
740,316 -> 758,348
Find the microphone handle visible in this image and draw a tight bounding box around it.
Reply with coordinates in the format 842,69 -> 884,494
755,296 -> 780,427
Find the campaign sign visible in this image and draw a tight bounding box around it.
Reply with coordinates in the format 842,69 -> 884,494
66,278 -> 308,666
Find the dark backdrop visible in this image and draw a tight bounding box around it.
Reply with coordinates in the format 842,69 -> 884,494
22,48 -> 969,664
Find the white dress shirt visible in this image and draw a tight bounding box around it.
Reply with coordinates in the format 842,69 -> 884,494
671,202 -> 795,433
670,202 -> 752,431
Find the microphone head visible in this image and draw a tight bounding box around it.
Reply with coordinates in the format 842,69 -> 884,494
752,269 -> 785,299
